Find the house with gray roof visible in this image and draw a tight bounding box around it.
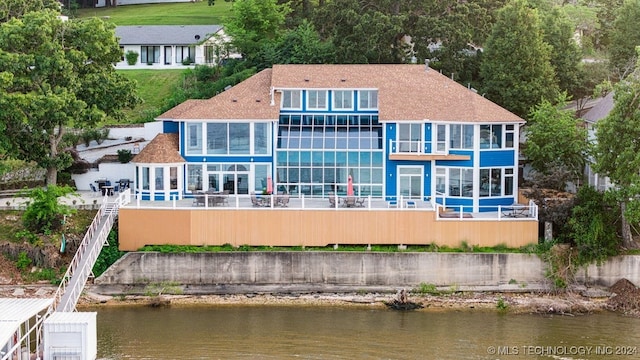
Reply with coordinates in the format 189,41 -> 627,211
582,92 -> 615,191
115,25 -> 235,68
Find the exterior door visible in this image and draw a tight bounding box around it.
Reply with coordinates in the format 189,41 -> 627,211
222,165 -> 250,195
398,166 -> 423,199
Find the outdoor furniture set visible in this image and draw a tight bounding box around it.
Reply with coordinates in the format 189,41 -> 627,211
250,192 -> 290,207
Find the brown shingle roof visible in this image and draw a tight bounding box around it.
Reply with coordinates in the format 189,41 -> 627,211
157,64 -> 523,123
132,133 -> 184,164
271,64 -> 523,123
157,68 -> 279,120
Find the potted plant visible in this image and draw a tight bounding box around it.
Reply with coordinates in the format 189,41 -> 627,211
125,50 -> 139,66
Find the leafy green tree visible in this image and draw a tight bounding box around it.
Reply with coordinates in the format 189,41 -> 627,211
568,186 -> 619,266
263,20 -> 335,66
225,0 -> 290,61
609,0 -> 640,78
594,0 -> 624,50
21,185 -> 76,233
0,10 -> 140,186
312,0 -> 407,64
593,49 -> 640,248
523,95 -> 588,186
540,6 -> 582,97
0,0 -> 60,23
480,0 -> 558,118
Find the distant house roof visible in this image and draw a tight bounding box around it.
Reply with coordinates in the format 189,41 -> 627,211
158,64 -> 523,123
582,92 -> 615,124
132,133 -> 184,164
115,25 -> 223,46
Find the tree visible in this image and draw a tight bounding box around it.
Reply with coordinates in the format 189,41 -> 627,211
224,0 -> 290,61
609,0 -> 640,78
523,95 -> 589,187
0,0 -> 60,23
0,11 -> 140,186
593,48 -> 640,249
540,6 -> 582,97
480,0 -> 558,118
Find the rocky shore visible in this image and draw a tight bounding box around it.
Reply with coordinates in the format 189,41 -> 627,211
2,281 -> 638,316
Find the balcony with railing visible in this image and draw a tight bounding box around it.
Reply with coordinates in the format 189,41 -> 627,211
388,139 -> 470,161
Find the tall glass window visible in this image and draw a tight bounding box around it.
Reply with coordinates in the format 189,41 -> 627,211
229,123 -> 250,154
358,90 -> 378,109
277,114 -> 382,197
187,123 -> 202,154
480,168 -> 509,197
155,168 -> 164,190
207,123 -> 228,154
142,167 -> 150,190
254,123 -> 269,154
170,167 -> 178,190
448,168 -> 473,197
480,124 -> 503,149
450,124 -> 474,149
187,165 -> 203,192
282,90 -> 301,109
175,46 -> 195,63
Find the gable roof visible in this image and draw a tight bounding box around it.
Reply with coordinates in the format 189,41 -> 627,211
582,92 -> 615,124
115,25 -> 223,46
132,133 -> 184,164
158,64 -> 523,123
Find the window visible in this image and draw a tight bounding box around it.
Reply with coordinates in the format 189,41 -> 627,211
448,168 -> 473,197
140,46 -> 160,64
398,123 -> 422,152
204,45 -> 215,64
359,90 -> 378,109
254,123 -> 268,155
436,124 -> 446,152
207,123 -> 227,154
333,90 -> 353,110
480,168 -> 507,197
480,124 -> 503,149
505,124 -> 515,148
282,90 -> 301,109
120,46 -> 124,61
170,167 -> 178,190
187,165 -> 202,192
142,167 -> 150,190
187,123 -> 202,154
175,46 -> 195,64
155,168 -> 164,190
229,123 -> 250,154
307,90 -> 327,109
449,124 -> 474,149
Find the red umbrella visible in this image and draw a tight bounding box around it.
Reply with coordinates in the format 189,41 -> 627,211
347,175 -> 354,196
267,175 -> 273,194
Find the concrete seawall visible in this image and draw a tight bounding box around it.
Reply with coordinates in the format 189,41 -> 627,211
92,252 -> 640,294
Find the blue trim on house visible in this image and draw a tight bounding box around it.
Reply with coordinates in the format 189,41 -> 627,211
479,197 -> 516,212
436,197 -> 473,212
479,150 -> 516,167
164,121 -> 179,134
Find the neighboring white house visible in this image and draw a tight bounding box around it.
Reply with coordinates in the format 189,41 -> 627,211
582,92 -> 615,191
115,25 -> 235,68
95,0 -> 196,7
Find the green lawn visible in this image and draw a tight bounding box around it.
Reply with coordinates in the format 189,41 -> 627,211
117,69 -> 185,123
77,1 -> 233,25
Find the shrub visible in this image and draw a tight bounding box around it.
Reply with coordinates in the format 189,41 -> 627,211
117,149 -> 133,163
125,50 -> 139,65
16,251 -> 31,271
21,185 -> 76,233
182,57 -> 193,65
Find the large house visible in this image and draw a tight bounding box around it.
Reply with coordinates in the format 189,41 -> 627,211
118,63 -> 537,250
115,25 -> 232,68
132,64 -> 523,211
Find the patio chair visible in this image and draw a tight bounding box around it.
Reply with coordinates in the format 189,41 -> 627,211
328,192 -> 337,208
250,192 -> 262,207
222,190 -> 230,206
277,194 -> 290,207
192,192 -> 205,207
344,196 -> 356,208
89,183 -> 100,197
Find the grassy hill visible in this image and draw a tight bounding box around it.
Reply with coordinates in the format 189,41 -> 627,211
117,69 -> 185,124
76,1 -> 234,124
77,1 -> 233,25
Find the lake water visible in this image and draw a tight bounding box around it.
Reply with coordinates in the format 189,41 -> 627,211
91,305 -> 640,359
